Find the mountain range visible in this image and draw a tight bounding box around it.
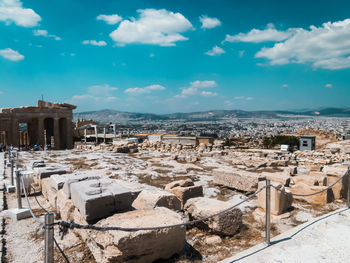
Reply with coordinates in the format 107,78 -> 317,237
74,108 -> 350,123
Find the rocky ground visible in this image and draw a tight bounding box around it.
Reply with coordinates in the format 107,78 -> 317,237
0,141 -> 349,262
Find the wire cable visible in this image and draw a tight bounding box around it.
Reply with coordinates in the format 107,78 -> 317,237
53,236 -> 70,263
31,185 -> 49,214
57,186 -> 265,236
272,172 -> 348,197
20,175 -> 44,225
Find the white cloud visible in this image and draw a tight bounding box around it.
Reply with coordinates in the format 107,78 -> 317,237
87,84 -> 118,95
255,19 -> 350,70
97,14 -> 122,25
0,0 -> 41,27
282,84 -> 288,88
33,29 -> 61,40
109,9 -> 194,46
239,50 -> 245,57
199,15 -> 221,29
175,80 -> 218,98
325,83 -> 333,88
70,84 -> 119,104
205,45 -> 225,56
0,48 -> 24,61
201,91 -> 217,97
82,40 -> 107,46
125,84 -> 166,94
190,80 -> 217,88
234,96 -> 253,101
225,23 -> 295,43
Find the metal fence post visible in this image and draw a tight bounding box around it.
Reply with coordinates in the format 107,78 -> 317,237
44,213 -> 54,263
15,170 -> 22,209
10,158 -> 14,186
347,172 -> 350,208
265,179 -> 271,245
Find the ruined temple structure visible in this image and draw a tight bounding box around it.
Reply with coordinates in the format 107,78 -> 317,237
0,100 -> 76,149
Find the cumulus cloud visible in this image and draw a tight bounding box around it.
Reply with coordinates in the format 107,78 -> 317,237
175,80 -> 218,98
87,84 -> 118,95
225,23 -> 295,43
125,84 -> 166,94
0,48 -> 24,61
201,91 -> 217,97
325,83 -> 333,88
255,19 -> 350,70
234,96 -> 253,101
82,40 -> 107,46
190,80 -> 217,88
70,84 -> 118,104
33,29 -> 61,40
205,45 -> 225,56
0,0 -> 41,27
97,14 -> 122,25
109,9 -> 193,46
199,15 -> 221,29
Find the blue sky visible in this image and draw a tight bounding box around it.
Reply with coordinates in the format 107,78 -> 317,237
1,0 -> 350,113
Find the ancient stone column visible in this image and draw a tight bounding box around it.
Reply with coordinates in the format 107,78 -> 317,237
11,118 -> 19,147
54,118 -> 61,150
38,118 -> 45,147
66,121 -> 73,149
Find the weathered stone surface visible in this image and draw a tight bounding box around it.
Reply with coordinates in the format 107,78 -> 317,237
51,173 -> 100,191
62,174 -> 102,198
35,167 -> 67,179
184,197 -> 242,236
290,183 -> 334,205
85,207 -> 186,263
132,189 -> 181,211
261,172 -> 290,187
291,174 -> 327,186
257,181 -> 293,215
165,179 -> 203,208
322,166 -> 349,199
213,169 -> 259,192
41,178 -> 57,209
29,160 -> 45,168
70,179 -> 136,222
56,189 -> 75,221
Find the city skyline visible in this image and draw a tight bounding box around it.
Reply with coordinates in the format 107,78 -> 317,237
1,0 -> 350,113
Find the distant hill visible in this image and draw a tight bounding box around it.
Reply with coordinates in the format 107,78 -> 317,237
74,108 -> 350,123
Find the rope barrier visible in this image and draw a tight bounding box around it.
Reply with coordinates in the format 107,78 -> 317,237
57,186 -> 266,238
20,175 -> 44,225
271,172 -> 349,197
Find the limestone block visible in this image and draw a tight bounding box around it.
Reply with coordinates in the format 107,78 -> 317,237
290,183 -> 334,205
70,179 -> 136,222
165,179 -> 203,208
132,189 -> 181,211
41,178 -> 57,209
257,181 -> 293,215
261,172 -> 290,187
292,175 -> 327,186
56,190 -> 75,221
51,173 -> 101,191
184,197 -> 242,236
35,167 -> 67,179
213,169 -> 259,192
322,166 -> 349,200
85,208 -> 185,263
29,160 -> 45,169
62,174 -> 102,198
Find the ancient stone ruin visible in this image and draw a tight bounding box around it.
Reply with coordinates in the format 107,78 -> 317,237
0,100 -> 76,149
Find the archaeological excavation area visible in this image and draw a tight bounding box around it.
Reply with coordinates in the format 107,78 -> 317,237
1,138 -> 350,262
